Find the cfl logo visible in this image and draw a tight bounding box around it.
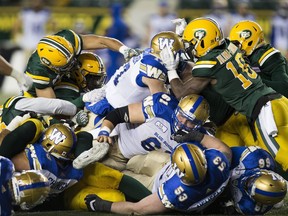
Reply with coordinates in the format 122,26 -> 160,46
194,30 -> 206,39
158,38 -> 175,50
240,30 -> 252,39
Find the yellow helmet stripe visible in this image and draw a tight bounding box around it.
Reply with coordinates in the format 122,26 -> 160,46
69,29 -> 82,55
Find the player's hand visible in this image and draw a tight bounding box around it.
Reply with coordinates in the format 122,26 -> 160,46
119,45 -> 141,62
85,194 -> 112,212
172,18 -> 187,36
160,46 -> 180,71
96,127 -> 113,144
173,130 -> 204,143
72,110 -> 89,127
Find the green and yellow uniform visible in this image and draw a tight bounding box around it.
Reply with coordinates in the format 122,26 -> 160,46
25,29 -> 82,97
248,44 -> 288,98
193,40 -> 288,175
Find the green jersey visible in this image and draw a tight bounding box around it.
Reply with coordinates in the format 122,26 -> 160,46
54,75 -> 84,109
25,29 -> 83,97
248,44 -> 288,98
192,39 -> 275,119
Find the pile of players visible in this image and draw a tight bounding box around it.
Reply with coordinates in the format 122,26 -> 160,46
1,17 -> 288,216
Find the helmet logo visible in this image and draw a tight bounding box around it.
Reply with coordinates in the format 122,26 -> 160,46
158,37 -> 175,50
240,30 -> 252,39
49,128 -> 67,145
194,30 -> 206,40
41,57 -> 51,66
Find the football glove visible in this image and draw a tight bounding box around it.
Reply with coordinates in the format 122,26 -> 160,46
85,194 -> 112,212
173,130 -> 204,143
172,18 -> 187,36
119,45 -> 141,62
160,46 -> 180,71
72,110 -> 89,127
82,86 -> 106,103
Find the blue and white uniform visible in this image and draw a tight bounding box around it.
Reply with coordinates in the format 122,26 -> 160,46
25,142 -> 83,195
86,51 -> 168,117
0,156 -> 15,216
152,148 -> 230,212
112,92 -> 178,158
230,146 -> 277,215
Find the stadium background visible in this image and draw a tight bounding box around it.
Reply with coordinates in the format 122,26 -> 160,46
0,0 -> 287,215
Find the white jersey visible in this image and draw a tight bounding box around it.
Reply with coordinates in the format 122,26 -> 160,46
115,118 -> 178,159
105,52 -> 167,108
19,8 -> 51,50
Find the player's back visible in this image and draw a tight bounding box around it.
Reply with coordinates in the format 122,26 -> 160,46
105,52 -> 167,108
192,40 -> 276,119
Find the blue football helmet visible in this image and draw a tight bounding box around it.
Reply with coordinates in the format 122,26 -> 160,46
171,142 -> 207,185
172,94 -> 210,135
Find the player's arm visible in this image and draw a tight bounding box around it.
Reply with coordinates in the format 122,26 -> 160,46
142,76 -> 168,94
85,193 -> 168,215
160,46 -> 211,98
0,55 -> 13,76
35,87 -> 56,98
81,34 -> 139,61
96,102 -> 144,144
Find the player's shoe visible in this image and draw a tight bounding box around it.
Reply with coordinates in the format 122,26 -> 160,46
73,141 -> 109,169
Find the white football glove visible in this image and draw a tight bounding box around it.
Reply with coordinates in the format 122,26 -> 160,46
11,69 -> 33,93
172,18 -> 187,36
82,86 -> 106,103
119,45 -> 141,62
6,113 -> 31,131
160,46 -> 180,71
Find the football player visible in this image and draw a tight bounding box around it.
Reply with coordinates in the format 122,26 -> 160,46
84,142 -> 230,214
0,156 -> 50,215
161,17 -> 288,179
74,93 -> 231,172
229,20 -> 288,98
0,52 -> 107,130
82,31 -> 185,123
0,117 -> 105,196
228,146 -> 287,215
24,29 -> 139,98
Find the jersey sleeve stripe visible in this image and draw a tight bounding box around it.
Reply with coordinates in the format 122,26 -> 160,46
54,82 -> 80,92
258,48 -> 280,66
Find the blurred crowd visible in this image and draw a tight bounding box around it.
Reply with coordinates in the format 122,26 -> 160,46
0,0 -> 288,91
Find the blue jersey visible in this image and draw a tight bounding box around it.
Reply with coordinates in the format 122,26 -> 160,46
25,143 -> 83,195
154,149 -> 230,212
230,146 -> 277,215
0,156 -> 14,216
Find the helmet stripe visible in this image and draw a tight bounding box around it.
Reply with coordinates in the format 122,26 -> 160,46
19,181 -> 49,190
182,144 -> 200,183
255,188 -> 286,198
40,38 -> 73,59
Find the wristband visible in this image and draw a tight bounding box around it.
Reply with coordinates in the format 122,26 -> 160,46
98,126 -> 111,136
168,70 -> 180,82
